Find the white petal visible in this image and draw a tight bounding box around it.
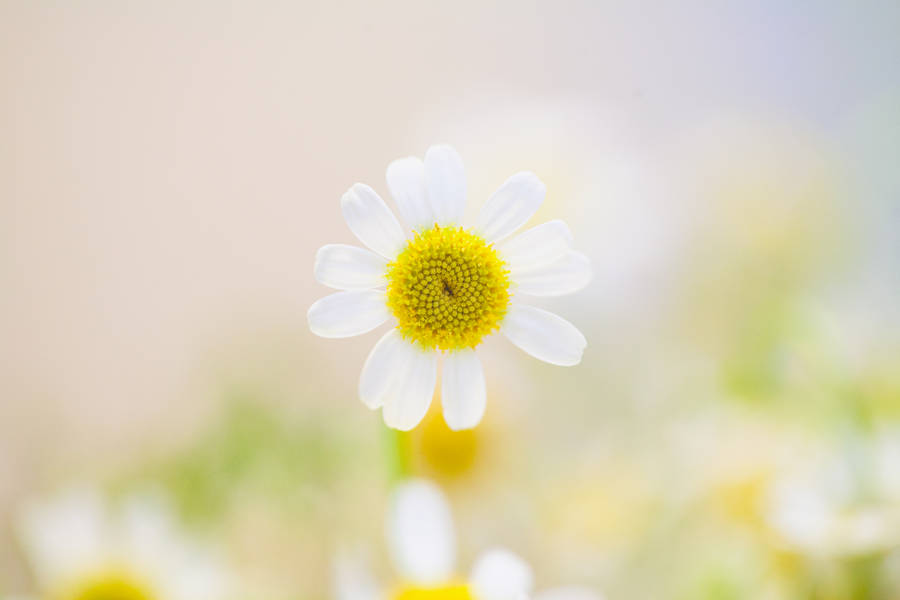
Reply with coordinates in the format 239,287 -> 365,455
16,488 -> 109,585
425,144 -> 466,225
340,183 -> 406,258
387,156 -> 434,232
333,551 -> 381,600
381,341 -> 438,431
359,329 -> 406,409
387,480 -> 456,585
534,587 -> 605,600
477,172 -> 545,243
470,548 -> 534,600
307,290 -> 389,338
441,350 -> 486,431
513,251 -> 592,297
498,220 -> 573,272
501,304 -> 586,366
314,244 -> 387,290
120,491 -> 177,569
766,478 -> 833,550
167,549 -> 231,600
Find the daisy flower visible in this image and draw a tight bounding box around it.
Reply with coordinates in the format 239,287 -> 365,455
14,487 -> 233,600
334,479 -> 603,600
764,430 -> 900,558
308,145 -> 590,431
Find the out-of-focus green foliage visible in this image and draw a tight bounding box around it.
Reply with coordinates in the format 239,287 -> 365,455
120,395 -> 377,525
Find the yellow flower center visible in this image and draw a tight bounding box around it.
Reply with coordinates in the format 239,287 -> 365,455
410,402 -> 479,480
714,472 -> 770,527
55,573 -> 155,600
393,583 -> 474,600
386,225 -> 510,351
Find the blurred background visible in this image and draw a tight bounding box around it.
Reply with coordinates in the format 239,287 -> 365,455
2,1 -> 899,598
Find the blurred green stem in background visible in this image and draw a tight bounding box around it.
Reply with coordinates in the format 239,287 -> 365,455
383,427 -> 413,482
846,554 -> 883,600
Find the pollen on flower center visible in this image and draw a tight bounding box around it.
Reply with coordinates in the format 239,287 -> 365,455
393,583 -> 474,600
386,225 -> 510,351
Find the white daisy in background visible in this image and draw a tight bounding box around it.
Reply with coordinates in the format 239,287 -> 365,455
765,430 -> 900,558
14,487 -> 233,600
334,479 -> 603,600
308,145 -> 590,431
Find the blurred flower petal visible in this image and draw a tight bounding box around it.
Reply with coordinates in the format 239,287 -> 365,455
470,548 -> 533,600
17,488 -> 108,585
535,587 -> 605,600
333,551 -> 381,600
120,491 -> 178,569
168,549 -> 232,600
388,480 -> 456,584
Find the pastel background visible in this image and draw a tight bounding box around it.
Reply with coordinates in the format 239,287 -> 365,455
2,1 -> 899,598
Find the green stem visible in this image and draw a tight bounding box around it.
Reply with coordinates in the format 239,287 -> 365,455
383,426 -> 413,483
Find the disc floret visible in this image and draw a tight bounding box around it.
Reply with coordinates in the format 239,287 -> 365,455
386,225 -> 510,351
64,574 -> 155,600
393,584 -> 473,600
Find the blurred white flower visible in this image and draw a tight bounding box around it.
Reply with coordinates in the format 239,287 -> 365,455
334,479 -> 602,600
15,487 -> 234,600
765,430 -> 900,557
309,144 -> 590,431
533,588 -> 607,600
